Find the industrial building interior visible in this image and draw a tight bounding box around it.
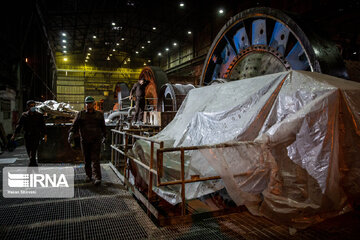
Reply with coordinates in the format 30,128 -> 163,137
1,0 -> 360,239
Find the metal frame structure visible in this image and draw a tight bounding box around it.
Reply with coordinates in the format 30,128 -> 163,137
110,128 -> 246,225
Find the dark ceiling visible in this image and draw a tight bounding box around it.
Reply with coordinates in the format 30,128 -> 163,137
38,0 -> 360,68
1,0 -> 359,105
2,0 -> 360,70
38,0 -> 211,68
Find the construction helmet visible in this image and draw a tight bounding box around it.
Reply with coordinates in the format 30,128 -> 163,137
85,96 -> 95,103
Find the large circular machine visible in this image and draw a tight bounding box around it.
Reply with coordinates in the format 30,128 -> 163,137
157,83 -> 195,112
107,67 -> 168,123
140,67 -> 195,113
200,7 -> 348,85
139,66 -> 168,111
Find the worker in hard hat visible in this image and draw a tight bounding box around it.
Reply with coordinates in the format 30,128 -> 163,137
129,78 -> 150,125
68,96 -> 106,185
11,100 -> 47,166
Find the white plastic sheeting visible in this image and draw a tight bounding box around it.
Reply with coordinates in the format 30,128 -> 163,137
129,70 -> 360,228
35,100 -> 78,117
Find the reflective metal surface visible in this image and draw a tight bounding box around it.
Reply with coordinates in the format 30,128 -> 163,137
157,83 -> 195,112
226,47 -> 289,80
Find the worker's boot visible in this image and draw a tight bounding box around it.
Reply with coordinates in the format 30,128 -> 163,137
28,162 -> 38,167
28,157 -> 38,167
85,176 -> 92,183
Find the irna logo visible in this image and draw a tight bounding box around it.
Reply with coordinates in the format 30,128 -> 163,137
8,172 -> 69,188
3,167 -> 74,198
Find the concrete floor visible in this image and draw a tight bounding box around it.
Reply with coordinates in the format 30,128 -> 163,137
1,146 -> 359,239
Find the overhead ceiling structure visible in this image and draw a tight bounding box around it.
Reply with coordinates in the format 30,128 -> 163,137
38,0 -> 201,69
31,0 -> 360,71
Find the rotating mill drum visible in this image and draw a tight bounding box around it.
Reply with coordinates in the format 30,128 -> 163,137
200,7 -> 349,85
157,83 -> 195,112
139,66 -> 168,111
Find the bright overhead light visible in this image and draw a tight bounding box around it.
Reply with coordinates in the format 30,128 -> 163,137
143,62 -> 146,66
62,40 -> 66,43
87,52 -> 91,55
147,40 -> 151,43
63,50 -> 67,53
158,52 -> 162,56
179,2 -> 185,7
353,52 -> 357,55
62,33 -> 66,37
152,27 -> 156,30
63,57 -> 68,61
127,1 -> 135,7
86,56 -> 89,59
141,46 -> 144,49
89,47 -> 92,50
116,43 -> 119,46
109,54 -> 113,56
148,59 -> 151,62
93,35 -> 97,39
173,42 -> 177,46
135,51 -> 139,54
165,48 -> 169,51
124,61 -> 127,64
107,56 -> 110,60
218,9 -> 224,14
187,31 -> 192,35
85,59 -> 88,62
113,49 -> 116,51
63,46 -> 67,48
112,22 -> 116,26
127,58 -> 131,61
121,38 -> 125,41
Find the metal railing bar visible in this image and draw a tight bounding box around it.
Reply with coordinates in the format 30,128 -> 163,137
159,141 -> 252,153
111,129 -> 163,144
111,144 -> 158,175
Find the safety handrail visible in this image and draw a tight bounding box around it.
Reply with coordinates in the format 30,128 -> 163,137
111,129 -> 247,216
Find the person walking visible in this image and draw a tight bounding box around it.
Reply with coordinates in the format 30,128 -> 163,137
129,79 -> 149,125
68,96 -> 106,185
11,100 -> 47,166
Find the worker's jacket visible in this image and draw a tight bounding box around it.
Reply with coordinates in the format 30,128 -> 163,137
15,111 -> 47,138
69,110 -> 106,143
130,80 -> 150,98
